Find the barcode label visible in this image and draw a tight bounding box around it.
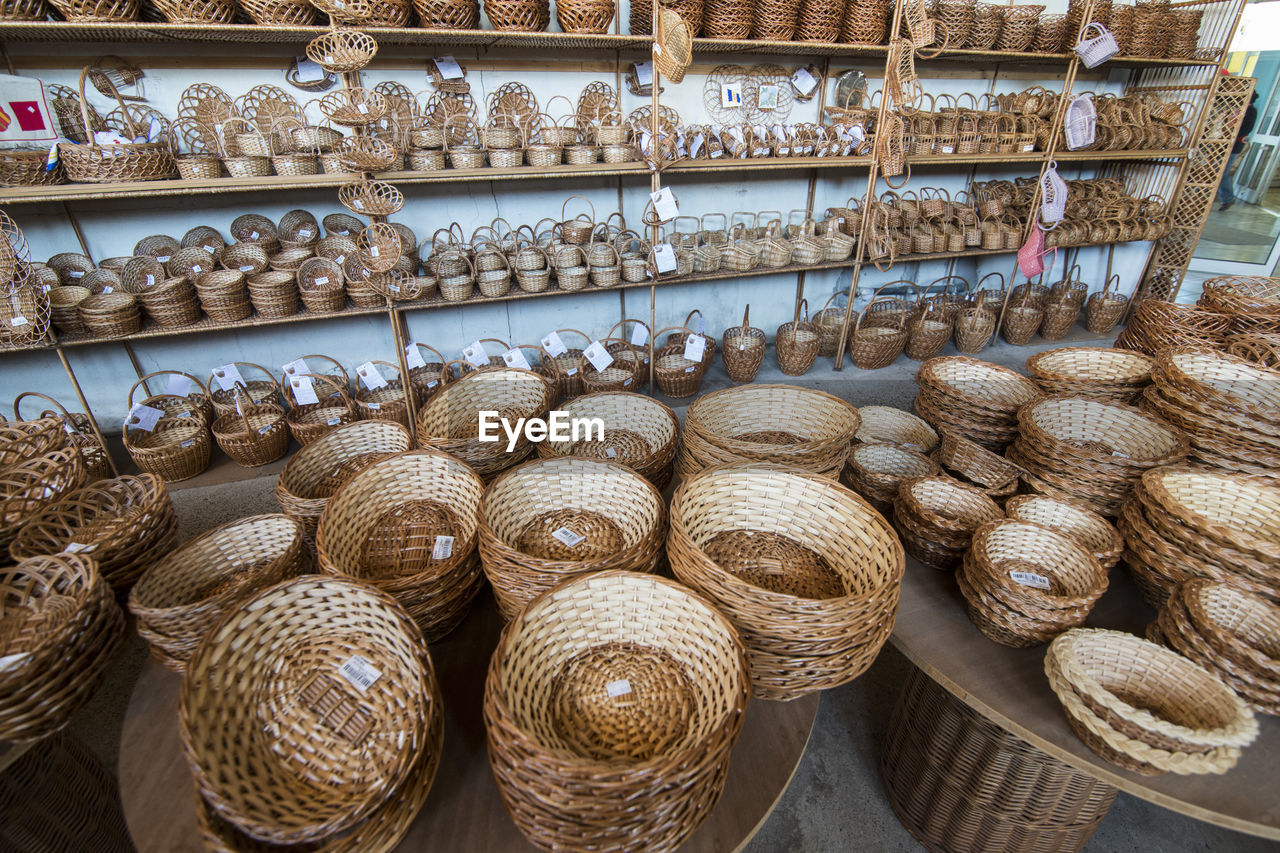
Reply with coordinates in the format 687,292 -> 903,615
314,275 -> 329,285
606,679 -> 632,698
432,535 -> 454,559
552,527 -> 584,547
605,447 -> 617,458
327,417 -> 342,426
64,542 -> 89,553
156,254 -> 170,263
257,425 -> 272,434
9,316 -> 27,327
181,438 -> 195,447
1010,571 -> 1051,590
337,655 -> 381,692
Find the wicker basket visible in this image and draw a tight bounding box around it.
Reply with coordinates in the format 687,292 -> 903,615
856,405 -> 938,453
415,367 -> 555,479
1026,346 -> 1153,404
207,362 -> 279,416
1,444 -> 89,553
283,372 -> 358,446
122,395 -> 211,483
678,384 -> 860,480
669,462 -> 903,700
722,304 -> 767,384
1085,274 -> 1129,334
479,457 -> 665,619
850,296 -> 908,370
1045,628 -> 1258,776
78,291 -> 141,338
914,356 -> 1041,451
316,448 -> 485,640
275,419 -> 412,550
128,514 -> 306,671
893,475 -> 1003,570
0,554 -> 125,744
210,390 -> 290,468
534,391 -> 679,489
355,360 -> 416,428
58,67 -> 175,182
957,519 -> 1107,647
180,575 -> 443,845
11,392 -> 111,481
485,570 -> 747,851
932,428 -> 1021,492
776,298 -> 822,376
1005,493 -> 1122,570
841,442 -> 939,515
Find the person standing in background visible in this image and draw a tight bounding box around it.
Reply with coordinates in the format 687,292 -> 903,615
1219,88 -> 1259,211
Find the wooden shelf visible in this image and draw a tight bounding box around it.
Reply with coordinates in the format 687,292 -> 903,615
0,150 -> 1186,205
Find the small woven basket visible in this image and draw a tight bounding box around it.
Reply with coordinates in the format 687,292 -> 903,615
892,475 -> 1003,569
722,304 -> 767,384
122,395 -> 211,483
210,389 -> 289,468
841,442 -> 939,515
776,298 -> 822,376
856,405 -> 938,453
534,391 -> 679,489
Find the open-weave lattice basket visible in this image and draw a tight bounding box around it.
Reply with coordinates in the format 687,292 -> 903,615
484,570 -> 748,852
668,462 -> 904,700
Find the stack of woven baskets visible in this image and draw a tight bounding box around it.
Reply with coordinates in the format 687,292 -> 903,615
957,519 -> 1108,647
1,419 -> 90,552
676,384 -> 861,480
1025,347 -> 1154,404
1139,348 -> 1280,478
1005,493 -> 1123,571
1118,465 -> 1280,607
181,576 -> 444,851
669,462 -> 904,700
1007,396 -> 1188,517
841,443 -> 938,516
1045,628 -> 1259,776
930,428 -> 1023,503
855,405 -> 938,453
892,475 -> 1002,569
1116,299 -> 1232,355
914,356 -> 1041,451
1151,579 -> 1280,716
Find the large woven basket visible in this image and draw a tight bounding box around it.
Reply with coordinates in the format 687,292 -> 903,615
484,570 -> 747,852
9,473 -> 177,595
533,391 -> 679,489
275,419 -> 412,549
123,395 -> 211,483
128,514 -> 307,671
856,405 -> 938,453
415,367 -> 555,479
316,448 -> 485,641
669,462 -> 904,700
0,553 -> 125,744
479,457 -> 666,619
678,384 -> 860,480
1026,347 -> 1154,404
58,66 -> 175,182
1045,628 -> 1258,776
180,576 -> 444,845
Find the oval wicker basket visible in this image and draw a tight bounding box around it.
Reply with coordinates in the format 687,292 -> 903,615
484,570 -> 748,852
415,367 -> 555,479
957,519 -> 1108,648
478,457 -> 666,620
841,442 -> 939,515
533,390 -> 679,489
128,514 -> 307,671
855,405 -> 938,453
0,445 -> 88,553
180,575 -> 443,845
1005,493 -> 1123,570
315,448 -> 485,641
0,553 -> 125,745
914,356 -> 1041,451
1045,628 -> 1258,776
210,394 -> 290,468
668,462 -> 904,700
893,475 -> 1003,570
9,473 -> 178,594
1026,347 -> 1154,404
122,394 -> 212,483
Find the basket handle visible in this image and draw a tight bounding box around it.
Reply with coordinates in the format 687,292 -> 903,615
411,342 -> 450,375
294,354 -> 349,388
740,304 -> 751,330
283,371 -> 350,408
553,328 -> 591,347
13,391 -> 77,427
127,370 -> 208,409
857,295 -> 905,331
818,291 -> 847,313
604,318 -> 651,349
870,279 -> 921,303
561,194 -> 595,224
78,63 -> 137,140
794,297 -> 809,325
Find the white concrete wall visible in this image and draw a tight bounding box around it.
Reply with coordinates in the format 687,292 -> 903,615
0,25 -> 1155,428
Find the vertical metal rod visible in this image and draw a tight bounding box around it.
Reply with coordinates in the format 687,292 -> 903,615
122,341 -> 147,384
55,345 -> 119,477
647,0 -> 661,396
795,57 -> 833,316
388,305 -> 419,442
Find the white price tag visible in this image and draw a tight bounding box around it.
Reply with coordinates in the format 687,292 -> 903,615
367,401 -> 381,409
630,324 -> 649,347
180,438 -> 195,448
101,286 -> 114,294
565,367 -> 578,376
8,316 -> 28,327
683,334 -> 707,363
313,275 -> 330,286
144,273 -> 155,286
356,362 -> 388,390
541,331 -> 568,358
650,187 -> 679,221
1010,571 -> 1052,590
290,376 -> 320,405
356,102 -> 369,114
434,55 -> 464,79
257,424 -> 271,434
202,244 -> 217,253
155,254 -> 171,263
125,404 -> 163,432
583,340 -> 614,372
326,417 -> 342,426
605,447 -> 618,458
551,527 -> 585,547
791,66 -> 818,96
653,243 -> 677,273
633,61 -> 653,87
404,344 -> 426,369
64,542 -> 90,554
297,228 -> 313,239
462,340 -> 489,368
337,655 -> 382,692
165,373 -> 193,397
502,348 -> 532,371
606,679 -> 632,698
295,56 -> 327,83
721,82 -> 743,107
282,357 -> 310,378
212,364 -> 245,391
67,270 -> 84,279
432,535 -> 454,560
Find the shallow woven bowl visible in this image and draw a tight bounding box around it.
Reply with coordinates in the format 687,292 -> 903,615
855,405 -> 939,453
668,462 -> 904,700
1157,348 -> 1280,420
917,356 -> 1041,415
1026,347 -> 1155,398
1140,466 -> 1280,565
180,575 -> 442,845
479,457 -> 666,620
1017,396 -> 1188,467
533,391 -> 679,487
484,570 -> 748,852
1004,494 -> 1123,569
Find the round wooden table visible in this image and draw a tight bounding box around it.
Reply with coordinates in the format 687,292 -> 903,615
119,590 -> 820,852
889,557 -> 1280,841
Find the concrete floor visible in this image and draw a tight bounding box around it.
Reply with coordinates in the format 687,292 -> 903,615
62,329 -> 1280,852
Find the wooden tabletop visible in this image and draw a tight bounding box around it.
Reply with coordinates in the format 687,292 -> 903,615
119,589 -> 819,853
889,557 -> 1280,840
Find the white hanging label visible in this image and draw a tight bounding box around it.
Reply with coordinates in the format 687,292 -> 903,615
650,187 -> 679,221
432,535 -> 455,559
606,679 -> 632,698
125,404 -> 163,431
8,316 -> 28,327
633,61 -> 653,87
502,348 -> 532,371
630,324 -> 649,347
552,527 -> 585,547
541,331 -> 568,357
605,446 -> 618,457
653,243 -> 677,273
282,358 -> 310,378
257,424 -> 272,434
295,56 -> 326,83
290,376 -> 320,405
434,55 -> 465,79
356,362 -> 387,390
462,340 -> 489,368
64,542 -> 90,553
791,67 -> 818,96
164,373 -> 193,397
404,344 -> 426,369
1010,571 -> 1051,590
584,340 -> 614,372
683,333 -> 707,363
337,655 -> 382,692
758,83 -> 780,111
213,364 -> 245,391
